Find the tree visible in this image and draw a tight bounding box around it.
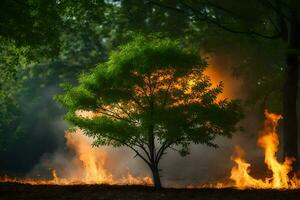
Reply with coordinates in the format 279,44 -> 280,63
0,0 -> 64,148
0,38 -> 32,148
57,35 -> 243,189
0,0 -> 61,50
149,0 -> 300,169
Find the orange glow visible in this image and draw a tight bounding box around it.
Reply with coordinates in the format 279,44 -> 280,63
203,66 -> 241,101
203,54 -> 244,101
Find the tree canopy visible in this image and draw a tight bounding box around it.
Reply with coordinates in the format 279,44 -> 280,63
0,0 -> 62,53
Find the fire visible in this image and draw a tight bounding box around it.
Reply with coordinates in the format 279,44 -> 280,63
0,131 -> 152,186
230,110 -> 300,189
64,132 -> 114,184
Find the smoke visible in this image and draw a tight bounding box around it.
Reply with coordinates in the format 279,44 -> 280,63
0,84 -> 66,176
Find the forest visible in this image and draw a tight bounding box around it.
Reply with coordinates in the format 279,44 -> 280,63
1,0 -> 300,199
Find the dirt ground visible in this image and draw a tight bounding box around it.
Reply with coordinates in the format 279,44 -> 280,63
1,183 -> 300,200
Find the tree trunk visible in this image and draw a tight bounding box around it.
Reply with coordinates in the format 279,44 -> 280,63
151,163 -> 162,189
147,123 -> 162,189
283,9 -> 300,170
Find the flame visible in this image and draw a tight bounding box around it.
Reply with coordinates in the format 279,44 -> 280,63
0,131 -> 152,186
230,110 -> 300,189
64,132 -> 114,184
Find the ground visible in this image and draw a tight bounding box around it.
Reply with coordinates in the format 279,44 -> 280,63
1,183 -> 300,200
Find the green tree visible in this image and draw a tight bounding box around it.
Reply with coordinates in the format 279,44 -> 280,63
57,35 -> 243,189
0,39 -> 32,148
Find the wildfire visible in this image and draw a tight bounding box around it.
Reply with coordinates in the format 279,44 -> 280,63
230,110 -> 300,189
0,131 -> 152,186
4,110 -> 298,189
2,62 -> 300,189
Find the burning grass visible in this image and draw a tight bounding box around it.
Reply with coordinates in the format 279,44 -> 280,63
0,132 -> 152,186
0,169 -> 152,186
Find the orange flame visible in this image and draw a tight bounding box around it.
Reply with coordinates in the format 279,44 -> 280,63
230,110 -> 300,189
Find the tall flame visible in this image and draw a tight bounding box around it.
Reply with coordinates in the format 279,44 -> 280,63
230,110 -> 300,189
64,132 -> 114,184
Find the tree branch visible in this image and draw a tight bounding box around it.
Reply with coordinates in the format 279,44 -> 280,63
131,96 -> 146,111
148,0 -> 283,39
96,132 -> 152,167
97,107 -> 133,123
259,0 -> 289,21
115,103 -> 137,122
133,137 -> 152,163
155,140 -> 177,164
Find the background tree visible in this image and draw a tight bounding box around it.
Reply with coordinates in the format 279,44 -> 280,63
0,0 -> 64,150
0,0 -> 61,50
0,40 -> 29,148
57,35 -> 243,189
